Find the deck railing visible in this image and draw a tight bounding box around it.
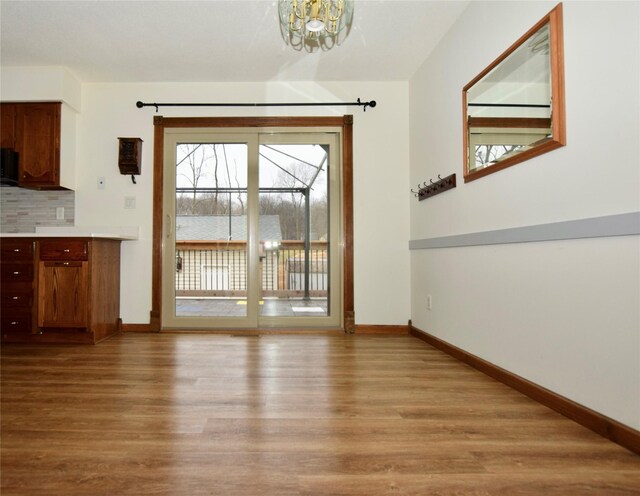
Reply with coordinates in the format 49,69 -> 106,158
175,240 -> 328,297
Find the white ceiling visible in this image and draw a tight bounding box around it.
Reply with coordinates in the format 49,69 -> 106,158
0,0 -> 469,83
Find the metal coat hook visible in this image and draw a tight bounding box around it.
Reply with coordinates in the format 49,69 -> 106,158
411,173 -> 457,201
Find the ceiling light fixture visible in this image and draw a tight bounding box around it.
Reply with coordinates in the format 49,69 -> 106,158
278,0 -> 354,52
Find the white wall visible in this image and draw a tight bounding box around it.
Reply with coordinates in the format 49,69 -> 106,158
409,1 -> 640,429
74,81 -> 410,326
1,66 -> 82,111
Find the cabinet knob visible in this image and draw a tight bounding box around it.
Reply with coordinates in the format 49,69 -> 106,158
63,249 -> 70,253
12,296 -> 19,300
63,262 -> 69,266
13,271 -> 20,275
13,248 -> 20,252
10,321 -> 18,325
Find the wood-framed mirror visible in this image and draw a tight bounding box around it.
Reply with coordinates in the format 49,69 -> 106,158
463,3 -> 565,183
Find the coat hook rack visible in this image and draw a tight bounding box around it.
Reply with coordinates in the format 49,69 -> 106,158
411,173 -> 456,201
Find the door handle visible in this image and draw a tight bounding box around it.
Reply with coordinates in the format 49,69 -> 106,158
166,214 -> 173,239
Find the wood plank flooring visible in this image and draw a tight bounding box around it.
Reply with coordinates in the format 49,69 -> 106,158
2,333 -> 639,495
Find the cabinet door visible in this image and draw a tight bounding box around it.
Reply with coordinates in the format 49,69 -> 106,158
38,261 -> 88,328
1,103 -> 17,148
15,103 -> 61,187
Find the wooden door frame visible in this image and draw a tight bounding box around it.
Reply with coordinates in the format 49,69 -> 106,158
149,115 -> 354,333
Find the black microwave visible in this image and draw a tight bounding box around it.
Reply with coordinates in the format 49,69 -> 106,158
0,148 -> 19,186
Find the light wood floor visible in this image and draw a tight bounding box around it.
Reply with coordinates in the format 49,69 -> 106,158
2,333 -> 639,495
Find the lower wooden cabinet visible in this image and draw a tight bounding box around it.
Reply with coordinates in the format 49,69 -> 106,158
1,237 -> 122,344
0,239 -> 36,336
38,260 -> 89,328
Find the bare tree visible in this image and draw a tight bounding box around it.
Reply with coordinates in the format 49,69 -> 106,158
475,144 -> 523,167
176,144 -> 208,214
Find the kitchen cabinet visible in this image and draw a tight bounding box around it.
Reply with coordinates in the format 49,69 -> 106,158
0,239 -> 36,336
1,237 -> 122,344
0,102 -> 64,189
38,240 -> 89,329
0,103 -> 16,148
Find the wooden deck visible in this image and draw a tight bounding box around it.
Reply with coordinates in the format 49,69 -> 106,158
2,333 -> 639,495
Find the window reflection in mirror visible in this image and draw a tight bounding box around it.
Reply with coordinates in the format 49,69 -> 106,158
463,4 -> 565,182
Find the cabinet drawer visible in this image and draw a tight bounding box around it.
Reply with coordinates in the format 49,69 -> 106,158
0,263 -> 34,282
1,239 -> 34,261
1,309 -> 32,334
1,287 -> 33,308
39,240 -> 88,261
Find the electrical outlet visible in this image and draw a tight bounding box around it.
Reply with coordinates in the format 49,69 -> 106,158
97,177 -> 106,189
124,196 -> 136,209
426,294 -> 432,311
55,207 -> 64,220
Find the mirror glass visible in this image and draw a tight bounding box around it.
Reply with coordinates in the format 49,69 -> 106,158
463,4 -> 565,182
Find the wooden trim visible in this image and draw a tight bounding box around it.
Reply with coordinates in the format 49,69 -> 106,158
342,115 -> 354,333
151,115 -> 354,333
410,325 -> 640,455
354,324 -> 409,335
155,116 -> 345,129
549,2 -> 566,146
461,88 -> 468,186
150,118 -> 164,332
121,323 -> 153,333
463,3 -> 566,183
465,139 -> 564,183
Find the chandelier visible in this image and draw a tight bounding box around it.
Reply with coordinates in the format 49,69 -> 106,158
278,0 -> 354,51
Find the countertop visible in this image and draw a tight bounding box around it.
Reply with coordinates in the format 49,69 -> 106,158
0,226 -> 139,241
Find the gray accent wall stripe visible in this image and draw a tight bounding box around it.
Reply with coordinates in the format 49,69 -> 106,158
409,212 -> 640,250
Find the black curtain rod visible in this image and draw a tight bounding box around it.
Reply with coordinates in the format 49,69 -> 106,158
468,103 -> 550,108
136,98 -> 376,112
176,187 -> 307,194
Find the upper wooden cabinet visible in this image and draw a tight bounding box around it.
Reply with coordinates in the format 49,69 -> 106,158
1,102 -> 66,190
0,103 -> 17,148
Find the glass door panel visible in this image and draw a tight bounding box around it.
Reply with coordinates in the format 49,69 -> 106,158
162,129 -> 340,329
174,143 -> 249,318
162,131 -> 258,329
257,135 -> 339,327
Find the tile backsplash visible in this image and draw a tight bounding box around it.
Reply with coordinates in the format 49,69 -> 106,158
0,187 -> 75,233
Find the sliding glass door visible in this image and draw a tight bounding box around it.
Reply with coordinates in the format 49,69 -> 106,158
161,129 -> 341,329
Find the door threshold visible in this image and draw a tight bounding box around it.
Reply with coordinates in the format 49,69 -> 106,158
159,328 -> 346,335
